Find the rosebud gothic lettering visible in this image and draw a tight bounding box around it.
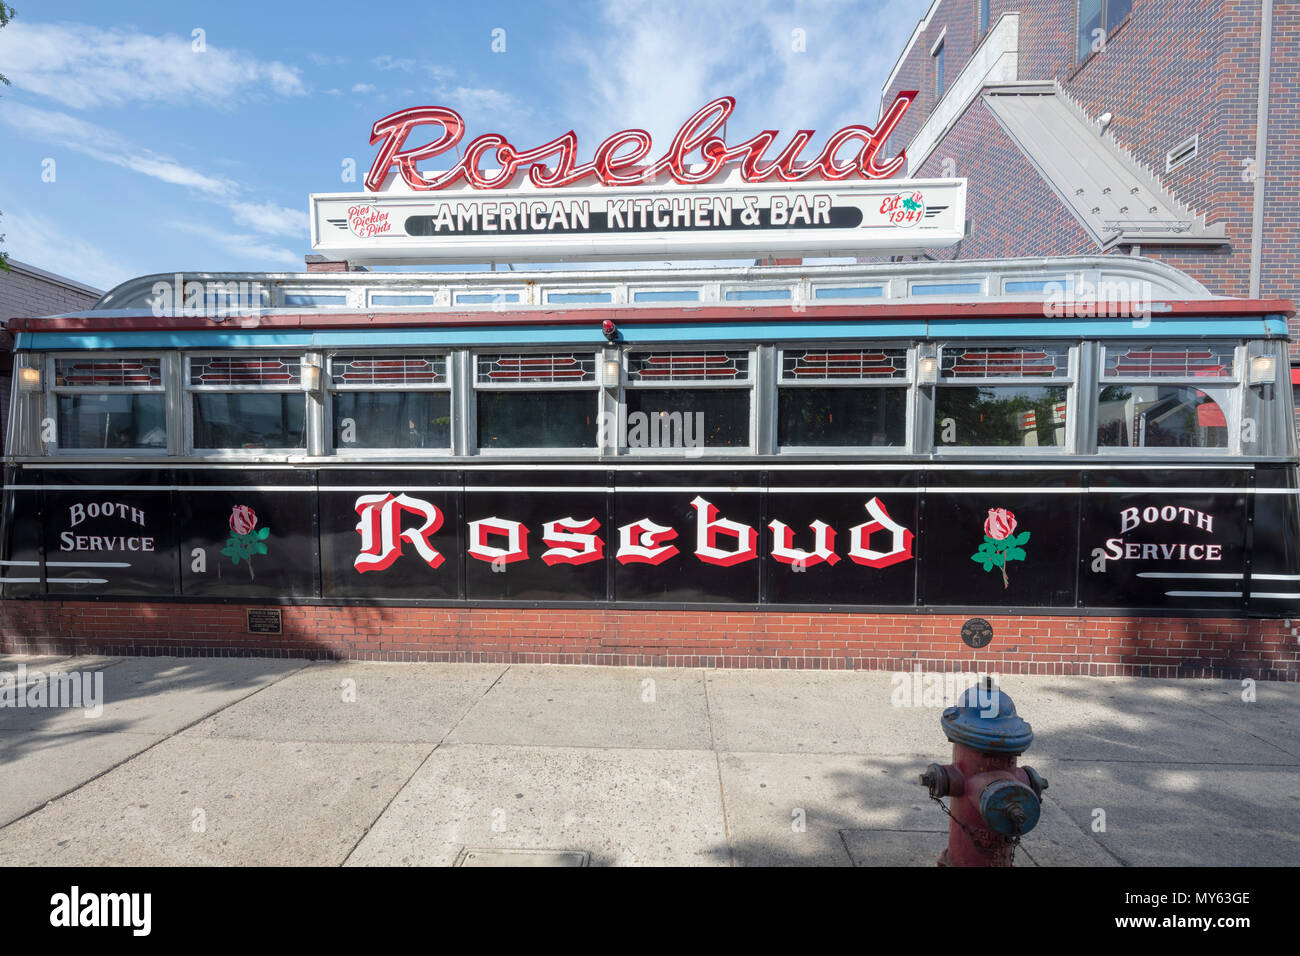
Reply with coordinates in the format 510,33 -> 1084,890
351,494 -> 913,573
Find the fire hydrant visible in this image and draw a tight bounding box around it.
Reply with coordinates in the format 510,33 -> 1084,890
918,677 -> 1048,867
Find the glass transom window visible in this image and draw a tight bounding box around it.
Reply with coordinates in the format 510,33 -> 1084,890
475,351 -> 599,450
1097,342 -> 1237,450
626,349 -> 752,449
52,356 -> 167,452
779,347 -> 909,449
187,354 -> 306,451
935,344 -> 1073,449
329,353 -> 450,451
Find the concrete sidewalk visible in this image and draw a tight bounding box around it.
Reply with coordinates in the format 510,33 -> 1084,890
0,654 -> 1296,866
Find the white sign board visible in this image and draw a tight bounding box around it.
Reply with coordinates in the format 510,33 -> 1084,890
310,176 -> 966,264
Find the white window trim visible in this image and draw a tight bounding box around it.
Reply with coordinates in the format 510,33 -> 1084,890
472,348 -> 603,456
775,343 -> 914,454
1094,341 -> 1243,455
620,345 -> 756,455
932,342 -> 1077,455
46,352 -> 169,457
184,352 -> 311,458
325,350 -> 454,457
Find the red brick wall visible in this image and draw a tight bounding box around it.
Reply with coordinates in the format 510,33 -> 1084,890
912,99 -> 1093,259
2,600 -> 1295,680
880,1 -> 1298,342
0,262 -> 101,321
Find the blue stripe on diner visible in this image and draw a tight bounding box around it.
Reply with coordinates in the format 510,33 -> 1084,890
927,317 -> 1290,338
15,316 -> 1287,350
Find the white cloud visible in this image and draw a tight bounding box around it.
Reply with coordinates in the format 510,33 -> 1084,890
0,103 -> 237,196
1,103 -> 305,267
172,222 -> 303,269
437,85 -> 521,116
228,201 -> 309,239
362,54 -> 523,122
563,0 -> 920,149
0,204 -> 130,292
0,21 -> 305,110
373,55 -> 454,82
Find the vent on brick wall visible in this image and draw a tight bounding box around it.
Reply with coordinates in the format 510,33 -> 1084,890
1165,135 -> 1198,173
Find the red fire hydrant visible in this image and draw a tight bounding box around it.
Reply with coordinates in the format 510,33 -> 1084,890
918,677 -> 1047,867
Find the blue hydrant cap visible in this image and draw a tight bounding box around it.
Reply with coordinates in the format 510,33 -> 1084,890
940,680 -> 1034,754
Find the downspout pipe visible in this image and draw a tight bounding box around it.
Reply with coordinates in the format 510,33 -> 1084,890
1249,0 -> 1273,299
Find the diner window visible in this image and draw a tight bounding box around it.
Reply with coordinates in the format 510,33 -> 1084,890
475,352 -> 599,450
934,344 -> 1073,449
625,349 -> 752,449
328,353 -> 451,451
1077,0 -> 1132,63
187,354 -> 307,451
979,0 -> 991,33
51,356 -> 167,451
1096,343 -> 1236,450
778,347 -> 909,448
933,39 -> 945,98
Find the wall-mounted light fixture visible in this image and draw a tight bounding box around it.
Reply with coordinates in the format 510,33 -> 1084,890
300,359 -> 322,394
1249,354 -> 1277,387
601,319 -> 620,344
17,366 -> 42,391
602,358 -> 622,388
917,348 -> 939,386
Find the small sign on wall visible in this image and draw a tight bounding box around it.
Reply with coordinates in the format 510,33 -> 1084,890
961,617 -> 994,649
246,608 -> 282,634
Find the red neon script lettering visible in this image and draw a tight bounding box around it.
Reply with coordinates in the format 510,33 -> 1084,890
364,92 -> 916,192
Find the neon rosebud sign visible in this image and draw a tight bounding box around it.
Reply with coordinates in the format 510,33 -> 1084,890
364,92 -> 916,193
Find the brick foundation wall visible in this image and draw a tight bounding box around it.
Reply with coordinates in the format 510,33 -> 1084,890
2,600 -> 1296,680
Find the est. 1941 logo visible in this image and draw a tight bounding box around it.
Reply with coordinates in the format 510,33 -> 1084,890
879,191 -> 925,226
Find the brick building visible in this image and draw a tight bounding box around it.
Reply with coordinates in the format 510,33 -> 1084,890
0,260 -> 102,450
878,0 -> 1297,379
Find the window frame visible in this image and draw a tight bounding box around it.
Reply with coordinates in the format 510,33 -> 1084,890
932,37 -> 946,99
470,348 -> 604,456
621,345 -> 757,456
1094,341 -> 1242,456
184,351 -> 311,458
325,350 -> 454,458
775,342 -> 915,454
931,341 -> 1079,456
45,352 -> 171,457
1076,0 -> 1133,66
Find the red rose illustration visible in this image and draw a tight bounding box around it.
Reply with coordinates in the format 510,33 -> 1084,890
972,508 -> 1029,588
230,505 -> 258,535
984,508 -> 1016,541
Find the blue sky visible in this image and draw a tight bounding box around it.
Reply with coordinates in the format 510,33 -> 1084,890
0,0 -> 921,292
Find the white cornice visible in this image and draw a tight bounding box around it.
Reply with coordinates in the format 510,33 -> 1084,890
904,13 -> 1020,175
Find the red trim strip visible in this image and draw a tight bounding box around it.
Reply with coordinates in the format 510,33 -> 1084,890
9,298 -> 1294,333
